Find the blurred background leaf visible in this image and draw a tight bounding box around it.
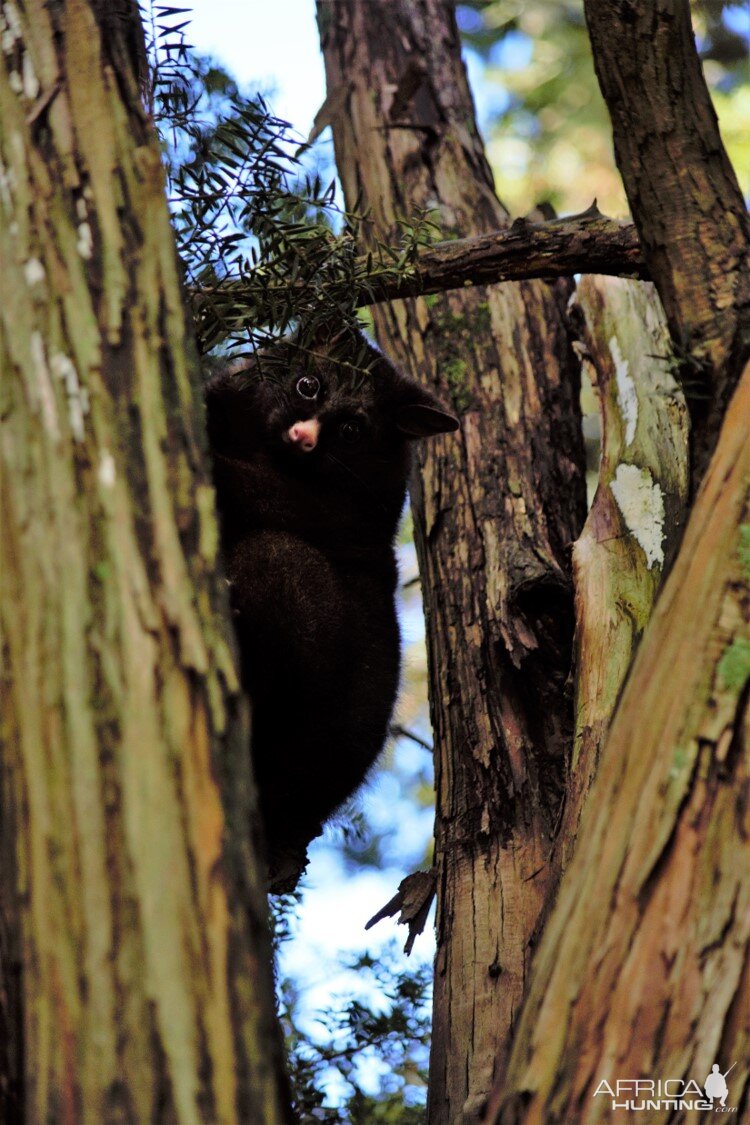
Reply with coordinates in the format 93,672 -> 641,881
457,0 -> 749,216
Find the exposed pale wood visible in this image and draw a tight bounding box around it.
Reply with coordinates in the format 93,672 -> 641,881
561,277 -> 690,859
0,3 -> 290,1120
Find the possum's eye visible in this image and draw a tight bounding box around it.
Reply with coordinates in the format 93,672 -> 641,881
296,375 -> 320,400
338,418 -> 364,445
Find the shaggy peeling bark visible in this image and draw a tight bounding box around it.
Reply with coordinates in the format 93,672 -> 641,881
0,3 -> 289,1120
317,2 -> 586,1119
486,364 -> 750,1122
561,277 -> 690,857
584,0 -> 750,480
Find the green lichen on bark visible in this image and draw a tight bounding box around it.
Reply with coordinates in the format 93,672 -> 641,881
718,637 -> 750,690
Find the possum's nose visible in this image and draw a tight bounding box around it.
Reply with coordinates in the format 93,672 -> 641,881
286,418 -> 320,452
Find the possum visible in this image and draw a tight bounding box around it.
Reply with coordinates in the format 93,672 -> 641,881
205,327 -> 457,884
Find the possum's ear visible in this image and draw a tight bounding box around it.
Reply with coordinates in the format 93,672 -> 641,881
397,404 -> 460,437
396,386 -> 459,438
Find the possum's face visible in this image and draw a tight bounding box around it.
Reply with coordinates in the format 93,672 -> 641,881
209,332 -> 458,497
261,347 -> 457,480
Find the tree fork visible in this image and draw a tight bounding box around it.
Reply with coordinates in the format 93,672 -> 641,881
486,363 -> 750,1121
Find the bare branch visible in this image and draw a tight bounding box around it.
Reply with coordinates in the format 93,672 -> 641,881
356,211 -> 647,305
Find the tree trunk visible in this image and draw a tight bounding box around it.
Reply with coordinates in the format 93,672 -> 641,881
0,3 -> 289,1120
317,2 -> 586,1119
487,361 -> 750,1122
481,8 -> 750,1115
584,0 -> 750,481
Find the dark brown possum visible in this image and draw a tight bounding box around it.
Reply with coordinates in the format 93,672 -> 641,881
205,328 -> 458,882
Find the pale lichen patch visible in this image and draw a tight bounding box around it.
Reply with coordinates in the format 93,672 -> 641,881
0,161 -> 13,209
611,462 -> 665,569
29,331 -> 60,440
609,334 -> 638,447
51,352 -> 89,442
1,1 -> 22,50
24,258 -> 46,286
99,450 -> 116,488
2,3 -> 38,100
22,51 -> 38,99
76,222 -> 93,259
